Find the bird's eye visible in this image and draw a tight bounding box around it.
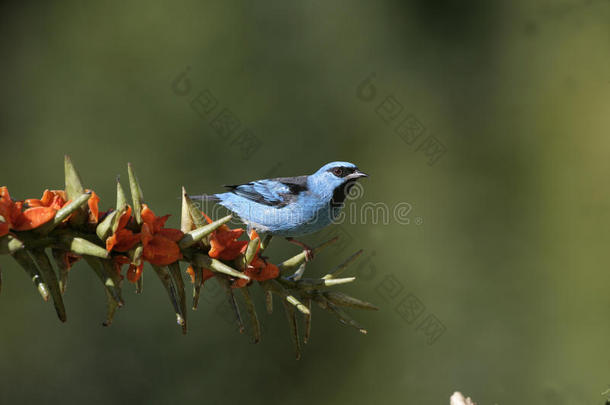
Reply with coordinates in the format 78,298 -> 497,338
332,167 -> 343,177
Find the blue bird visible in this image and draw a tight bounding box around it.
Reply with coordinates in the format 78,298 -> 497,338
192,161 -> 368,260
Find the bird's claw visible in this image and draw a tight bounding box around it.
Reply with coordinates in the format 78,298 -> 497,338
286,237 -> 314,262
304,248 -> 314,262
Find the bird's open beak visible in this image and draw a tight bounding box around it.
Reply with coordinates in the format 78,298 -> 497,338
348,170 -> 368,180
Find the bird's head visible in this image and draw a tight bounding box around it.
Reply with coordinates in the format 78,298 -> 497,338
309,161 -> 368,207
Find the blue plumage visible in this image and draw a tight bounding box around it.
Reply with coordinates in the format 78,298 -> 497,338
194,161 -> 368,238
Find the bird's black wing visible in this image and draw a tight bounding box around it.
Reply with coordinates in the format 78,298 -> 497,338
223,176 -> 308,208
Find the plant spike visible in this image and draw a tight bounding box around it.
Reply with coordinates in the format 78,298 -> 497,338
282,299 -> 301,360
264,289 -> 273,314
183,190 -> 212,247
153,266 -> 184,329
260,234 -> 273,252
191,265 -> 203,310
37,192 -> 92,235
127,164 -> 146,293
95,210 -> 119,241
183,192 -> 207,227
83,256 -> 123,307
60,235 -> 109,259
282,276 -> 356,290
327,302 -> 368,335
100,259 -> 124,301
64,155 -> 87,225
262,280 -> 310,315
64,155 -> 85,198
323,291 -> 379,311
51,248 -> 71,295
129,245 -> 144,294
30,249 -> 67,322
286,294 -> 311,315
179,215 -> 232,249
288,263 -> 306,281
83,256 -> 121,327
217,276 -> 244,333
102,289 -> 120,327
193,254 -> 249,280
116,178 -> 128,210
240,286 -> 261,343
180,187 -> 195,233
136,277 -> 144,295
303,297 -> 312,344
314,295 -> 368,334
55,192 -> 92,221
12,249 -> 49,301
168,262 -> 187,334
322,249 -> 364,279
242,237 -> 259,268
127,163 -> 143,225
279,236 -> 339,274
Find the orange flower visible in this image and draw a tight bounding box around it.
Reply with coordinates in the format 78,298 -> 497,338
140,204 -> 184,267
106,205 -> 184,283
0,188 -> 9,237
232,229 -> 279,288
25,189 -> 68,210
62,251 -> 81,270
0,186 -> 56,232
232,257 -> 279,288
105,206 -> 139,252
111,255 -> 130,278
127,263 -> 143,283
203,213 -> 248,260
87,190 -> 100,224
25,188 -> 100,225
186,265 -> 215,285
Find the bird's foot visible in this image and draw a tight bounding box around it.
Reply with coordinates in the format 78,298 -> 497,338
286,237 -> 314,262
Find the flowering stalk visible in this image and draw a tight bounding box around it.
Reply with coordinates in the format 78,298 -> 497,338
0,156 -> 378,358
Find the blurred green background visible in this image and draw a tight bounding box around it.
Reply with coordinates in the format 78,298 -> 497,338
1,1 -> 609,404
